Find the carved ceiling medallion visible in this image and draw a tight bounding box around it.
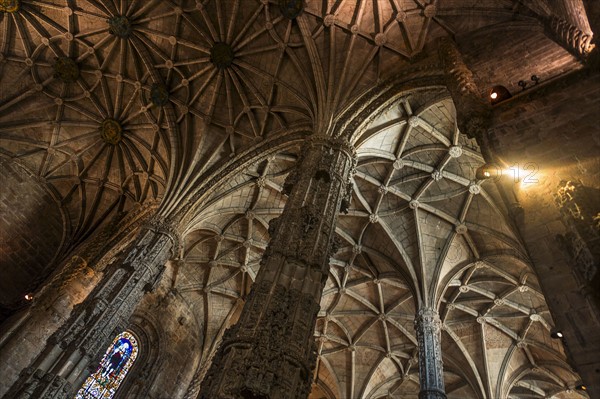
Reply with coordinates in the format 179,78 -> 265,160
53,57 -> 79,83
210,42 -> 235,69
279,0 -> 303,19
150,83 -> 169,107
0,0 -> 19,13
101,119 -> 123,145
108,15 -> 132,38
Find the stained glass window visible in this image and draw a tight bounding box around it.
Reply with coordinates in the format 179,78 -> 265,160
75,331 -> 139,399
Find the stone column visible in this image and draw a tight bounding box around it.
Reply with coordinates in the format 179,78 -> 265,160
415,308 -> 446,399
2,220 -> 177,399
0,255 -> 98,397
199,136 -> 356,399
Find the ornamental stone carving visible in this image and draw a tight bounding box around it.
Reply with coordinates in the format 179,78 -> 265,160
545,16 -> 596,61
199,136 -> 356,399
415,308 -> 447,399
554,180 -> 599,285
53,57 -> 80,83
3,223 -> 176,399
437,37 -> 490,140
107,15 -> 132,38
0,0 -> 19,12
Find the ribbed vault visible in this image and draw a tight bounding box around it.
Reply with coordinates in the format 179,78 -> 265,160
0,0 -> 580,289
177,91 -> 586,399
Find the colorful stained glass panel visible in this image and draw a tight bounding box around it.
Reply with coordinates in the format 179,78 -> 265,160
75,331 -> 139,399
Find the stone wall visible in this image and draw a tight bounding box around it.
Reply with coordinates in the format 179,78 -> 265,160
487,67 -> 600,396
459,22 -> 580,100
0,161 -> 65,321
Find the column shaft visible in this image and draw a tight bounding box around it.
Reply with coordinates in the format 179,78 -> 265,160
199,136 -> 355,399
415,308 -> 446,399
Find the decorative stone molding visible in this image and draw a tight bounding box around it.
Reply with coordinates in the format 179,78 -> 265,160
545,15 -> 595,61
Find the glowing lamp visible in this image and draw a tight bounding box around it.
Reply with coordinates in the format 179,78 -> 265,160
489,85 -> 512,105
550,331 -> 563,339
576,384 -> 587,391
475,163 -> 500,180
24,293 -> 33,301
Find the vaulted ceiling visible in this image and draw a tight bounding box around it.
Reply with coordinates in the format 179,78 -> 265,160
0,0 -> 590,397
179,89 -> 585,398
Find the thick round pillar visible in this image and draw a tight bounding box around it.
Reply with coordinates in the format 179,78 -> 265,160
415,308 -> 446,399
199,136 -> 356,399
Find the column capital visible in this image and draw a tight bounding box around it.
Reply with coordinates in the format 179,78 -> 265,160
415,307 -> 443,330
142,216 -> 181,256
303,134 -> 357,159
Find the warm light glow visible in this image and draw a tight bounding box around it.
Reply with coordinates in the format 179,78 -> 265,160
500,165 -> 539,185
476,163 -> 543,187
24,294 -> 33,301
577,385 -> 587,391
490,91 -> 498,99
551,330 -> 564,339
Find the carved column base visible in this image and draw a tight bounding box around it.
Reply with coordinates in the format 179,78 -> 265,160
199,282 -> 319,399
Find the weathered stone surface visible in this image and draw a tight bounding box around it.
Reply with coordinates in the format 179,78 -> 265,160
199,137 -> 355,399
415,308 -> 446,399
